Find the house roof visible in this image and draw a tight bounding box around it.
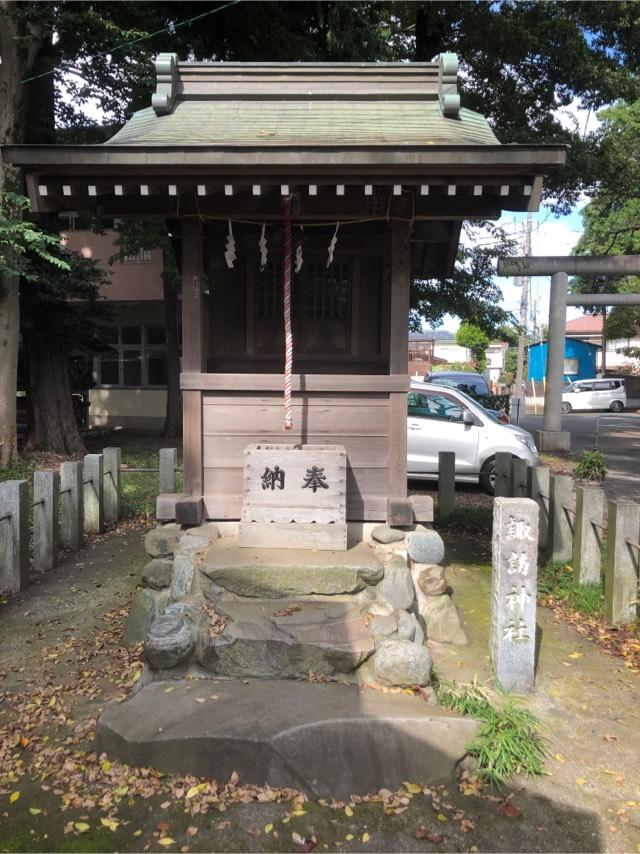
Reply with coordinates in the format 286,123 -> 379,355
565,314 -> 603,334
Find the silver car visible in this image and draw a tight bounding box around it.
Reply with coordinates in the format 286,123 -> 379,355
407,382 -> 538,493
561,378 -> 626,413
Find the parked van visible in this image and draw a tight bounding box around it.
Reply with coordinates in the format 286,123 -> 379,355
561,378 -> 626,413
407,382 -> 538,493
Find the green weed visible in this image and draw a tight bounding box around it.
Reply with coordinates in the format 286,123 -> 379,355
433,675 -> 546,786
538,559 -> 605,617
573,449 -> 607,481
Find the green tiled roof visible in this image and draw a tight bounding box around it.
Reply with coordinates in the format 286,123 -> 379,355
106,101 -> 499,148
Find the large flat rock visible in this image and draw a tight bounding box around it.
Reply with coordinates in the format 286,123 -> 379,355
200,540 -> 383,598
97,679 -> 479,798
213,599 -> 374,678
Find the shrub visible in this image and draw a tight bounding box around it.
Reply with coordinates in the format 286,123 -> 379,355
573,449 -> 607,481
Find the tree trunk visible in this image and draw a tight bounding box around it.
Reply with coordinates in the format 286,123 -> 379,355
23,336 -> 86,455
162,250 -> 182,442
0,2 -> 47,467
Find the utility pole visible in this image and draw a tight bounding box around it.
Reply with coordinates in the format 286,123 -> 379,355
514,213 -> 533,394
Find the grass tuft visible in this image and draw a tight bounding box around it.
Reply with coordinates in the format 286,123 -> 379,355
433,675 -> 547,786
538,559 -> 605,617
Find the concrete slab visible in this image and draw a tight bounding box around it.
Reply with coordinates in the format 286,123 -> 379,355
97,679 -> 479,798
200,539 -> 383,597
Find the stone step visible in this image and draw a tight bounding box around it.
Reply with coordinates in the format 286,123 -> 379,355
200,539 -> 383,598
212,598 -> 374,679
97,678 -> 480,798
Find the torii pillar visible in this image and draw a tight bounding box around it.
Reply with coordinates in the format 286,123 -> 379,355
497,255 -> 640,453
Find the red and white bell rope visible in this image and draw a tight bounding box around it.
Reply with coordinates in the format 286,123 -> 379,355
282,196 -> 293,431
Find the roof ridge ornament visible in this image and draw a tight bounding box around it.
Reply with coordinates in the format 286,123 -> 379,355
438,53 -> 460,119
152,53 -> 178,116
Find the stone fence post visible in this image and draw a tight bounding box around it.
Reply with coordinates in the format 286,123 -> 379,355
83,453 -> 104,534
605,501 -> 640,626
511,458 -> 528,498
494,452 -> 512,498
490,496 -> 539,693
60,461 -> 84,551
438,451 -> 455,517
103,447 -> 121,525
527,465 -> 550,551
572,486 -> 605,585
550,474 -> 574,563
0,480 -> 29,593
32,470 -> 59,572
159,448 -> 178,494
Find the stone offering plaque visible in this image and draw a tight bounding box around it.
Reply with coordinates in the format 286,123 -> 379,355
240,444 -> 347,550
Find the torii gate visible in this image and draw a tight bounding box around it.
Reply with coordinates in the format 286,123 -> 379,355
497,255 -> 640,452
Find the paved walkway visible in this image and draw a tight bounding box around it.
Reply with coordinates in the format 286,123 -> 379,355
521,411 -> 640,503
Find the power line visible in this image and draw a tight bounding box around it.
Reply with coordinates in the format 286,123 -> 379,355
22,0 -> 243,84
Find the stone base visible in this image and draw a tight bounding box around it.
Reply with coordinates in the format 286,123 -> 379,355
96,679 -> 479,797
534,429 -> 571,453
239,521 -> 347,550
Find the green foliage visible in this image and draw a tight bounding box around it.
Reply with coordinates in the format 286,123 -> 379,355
455,321 -> 490,371
538,560 -> 605,618
573,450 -> 607,482
0,194 -> 69,287
433,676 -> 547,785
21,240 -> 112,351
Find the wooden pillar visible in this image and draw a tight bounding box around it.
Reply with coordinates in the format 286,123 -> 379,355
388,219 -> 411,500
181,218 -> 205,499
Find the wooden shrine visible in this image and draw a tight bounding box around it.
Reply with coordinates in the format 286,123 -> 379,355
3,55 -> 566,526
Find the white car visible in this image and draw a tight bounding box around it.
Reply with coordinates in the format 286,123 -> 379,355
561,378 -> 626,413
407,382 -> 538,493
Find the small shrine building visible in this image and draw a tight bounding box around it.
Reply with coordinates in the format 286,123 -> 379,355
4,55 -> 566,525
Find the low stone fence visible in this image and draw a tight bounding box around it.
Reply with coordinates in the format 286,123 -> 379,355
437,450 -> 640,628
0,448 -> 178,595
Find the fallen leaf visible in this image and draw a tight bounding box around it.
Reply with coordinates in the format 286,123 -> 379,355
436,813 -> 448,822
553,753 -> 567,763
501,802 -> 522,818
345,834 -> 354,841
29,807 -> 42,815
460,819 -> 475,833
415,827 -> 443,843
74,822 -> 90,833
133,830 -> 142,837
362,832 -> 370,843
344,805 -> 354,817
404,782 -> 423,794
217,821 -> 231,830
604,734 -> 618,742
264,823 -> 273,834
186,783 -> 208,799
568,652 -> 583,659
575,778 -> 587,786
9,792 -> 20,804
101,760 -> 111,773
229,770 -> 239,785
186,827 -> 198,837
101,818 -> 119,832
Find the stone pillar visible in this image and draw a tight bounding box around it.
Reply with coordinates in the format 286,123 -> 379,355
490,497 -> 539,693
527,465 -> 550,551
550,474 -> 574,563
536,272 -> 570,452
103,447 -> 121,525
60,461 -> 84,551
572,486 -> 604,585
32,470 -> 59,572
494,452 -> 512,498
605,501 -> 640,626
511,458 -> 528,498
0,480 -> 29,593
438,451 -> 455,517
83,453 -> 104,534
159,448 -> 178,494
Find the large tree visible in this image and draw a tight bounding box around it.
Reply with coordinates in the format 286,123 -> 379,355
21,243 -> 111,454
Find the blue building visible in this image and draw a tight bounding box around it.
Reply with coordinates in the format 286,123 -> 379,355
527,337 -> 601,383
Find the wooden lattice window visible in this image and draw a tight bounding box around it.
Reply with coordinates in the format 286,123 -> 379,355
305,260 -> 351,321
257,260 -> 283,319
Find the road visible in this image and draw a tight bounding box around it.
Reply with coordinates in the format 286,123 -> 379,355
519,411 -> 640,503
